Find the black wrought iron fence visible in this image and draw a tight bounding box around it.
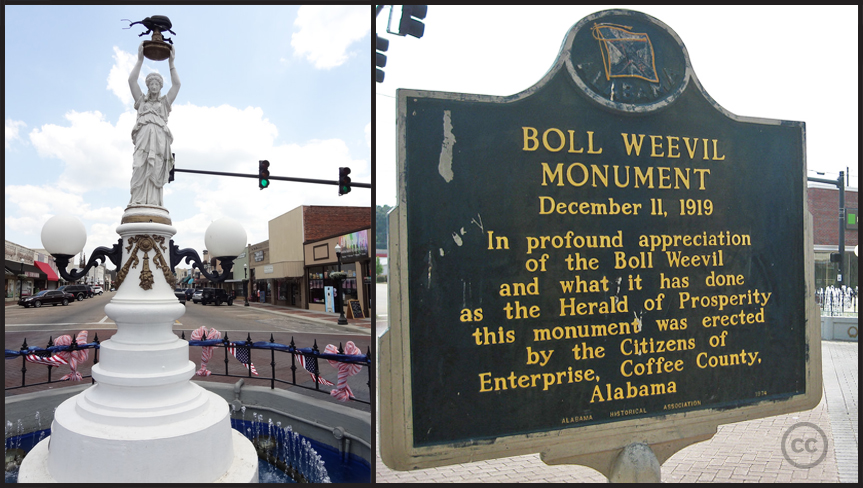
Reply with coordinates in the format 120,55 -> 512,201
5,333 -> 372,405
5,334 -> 101,390
183,331 -> 371,405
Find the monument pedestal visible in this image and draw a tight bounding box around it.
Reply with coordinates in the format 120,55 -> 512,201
19,207 -> 258,483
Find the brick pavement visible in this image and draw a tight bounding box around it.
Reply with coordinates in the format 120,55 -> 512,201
376,341 -> 857,482
821,341 -> 858,483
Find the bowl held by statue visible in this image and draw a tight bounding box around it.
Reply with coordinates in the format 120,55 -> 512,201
143,41 -> 171,61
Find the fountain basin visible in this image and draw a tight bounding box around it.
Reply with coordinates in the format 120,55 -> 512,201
6,380 -> 370,482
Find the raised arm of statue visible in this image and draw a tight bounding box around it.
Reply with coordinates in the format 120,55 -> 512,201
166,45 -> 181,105
128,42 -> 144,103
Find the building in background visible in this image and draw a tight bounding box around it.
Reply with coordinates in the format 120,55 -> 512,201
305,228 -> 371,317
5,241 -> 64,300
249,205 -> 371,312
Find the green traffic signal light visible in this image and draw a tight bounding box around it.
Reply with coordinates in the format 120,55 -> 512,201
259,160 -> 270,190
338,167 -> 351,196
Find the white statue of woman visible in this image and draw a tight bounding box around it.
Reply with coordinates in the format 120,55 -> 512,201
127,41 -> 181,207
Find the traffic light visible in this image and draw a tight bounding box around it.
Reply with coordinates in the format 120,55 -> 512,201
376,34 -> 388,83
258,160 -> 270,189
399,5 -> 427,39
338,167 -> 351,196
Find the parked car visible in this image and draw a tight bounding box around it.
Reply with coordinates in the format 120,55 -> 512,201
93,285 -> 104,295
200,288 -> 233,306
192,290 -> 203,304
174,289 -> 187,305
19,290 -> 75,308
57,284 -> 89,301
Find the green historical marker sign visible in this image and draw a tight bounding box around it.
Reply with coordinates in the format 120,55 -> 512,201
380,9 -> 821,475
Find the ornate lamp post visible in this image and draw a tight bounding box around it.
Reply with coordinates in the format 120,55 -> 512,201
40,215 -> 245,286
334,243 -> 348,325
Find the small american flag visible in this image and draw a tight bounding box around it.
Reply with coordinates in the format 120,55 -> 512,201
25,353 -> 68,367
227,345 -> 258,376
294,353 -> 334,386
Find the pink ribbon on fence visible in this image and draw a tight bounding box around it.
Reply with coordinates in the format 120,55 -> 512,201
191,326 -> 221,376
53,330 -> 89,381
324,341 -> 362,402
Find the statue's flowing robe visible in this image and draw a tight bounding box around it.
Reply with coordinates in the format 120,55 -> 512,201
130,93 -> 173,206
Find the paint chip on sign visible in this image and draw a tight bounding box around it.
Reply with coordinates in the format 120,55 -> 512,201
438,110 -> 455,182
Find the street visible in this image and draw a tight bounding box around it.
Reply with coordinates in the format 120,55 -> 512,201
5,291 -> 365,336
5,291 -> 371,412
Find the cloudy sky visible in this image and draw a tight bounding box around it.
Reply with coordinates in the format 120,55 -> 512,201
376,5 -> 858,206
6,5 -> 370,261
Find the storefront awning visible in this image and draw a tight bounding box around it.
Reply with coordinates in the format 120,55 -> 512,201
34,261 -> 60,281
4,260 -> 44,280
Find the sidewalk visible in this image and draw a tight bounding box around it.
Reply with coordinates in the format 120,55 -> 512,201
243,300 -> 372,334
376,341 -> 858,483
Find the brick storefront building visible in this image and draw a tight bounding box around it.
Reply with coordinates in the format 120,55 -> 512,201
248,205 -> 371,312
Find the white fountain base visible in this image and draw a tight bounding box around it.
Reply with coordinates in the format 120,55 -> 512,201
18,211 -> 258,483
18,419 -> 258,483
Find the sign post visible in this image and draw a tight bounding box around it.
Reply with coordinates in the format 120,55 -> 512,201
380,9 -> 821,480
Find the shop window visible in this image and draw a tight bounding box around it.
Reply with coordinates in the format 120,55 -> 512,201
342,277 -> 359,303
308,265 -> 339,304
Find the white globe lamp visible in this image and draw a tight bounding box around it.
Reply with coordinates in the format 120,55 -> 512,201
41,214 -> 87,257
204,217 -> 247,258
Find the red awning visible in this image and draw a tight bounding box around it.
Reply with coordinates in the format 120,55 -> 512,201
34,261 -> 60,282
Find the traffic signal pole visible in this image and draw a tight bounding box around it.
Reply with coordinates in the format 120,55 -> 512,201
808,171 -> 847,285
171,168 -> 371,188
